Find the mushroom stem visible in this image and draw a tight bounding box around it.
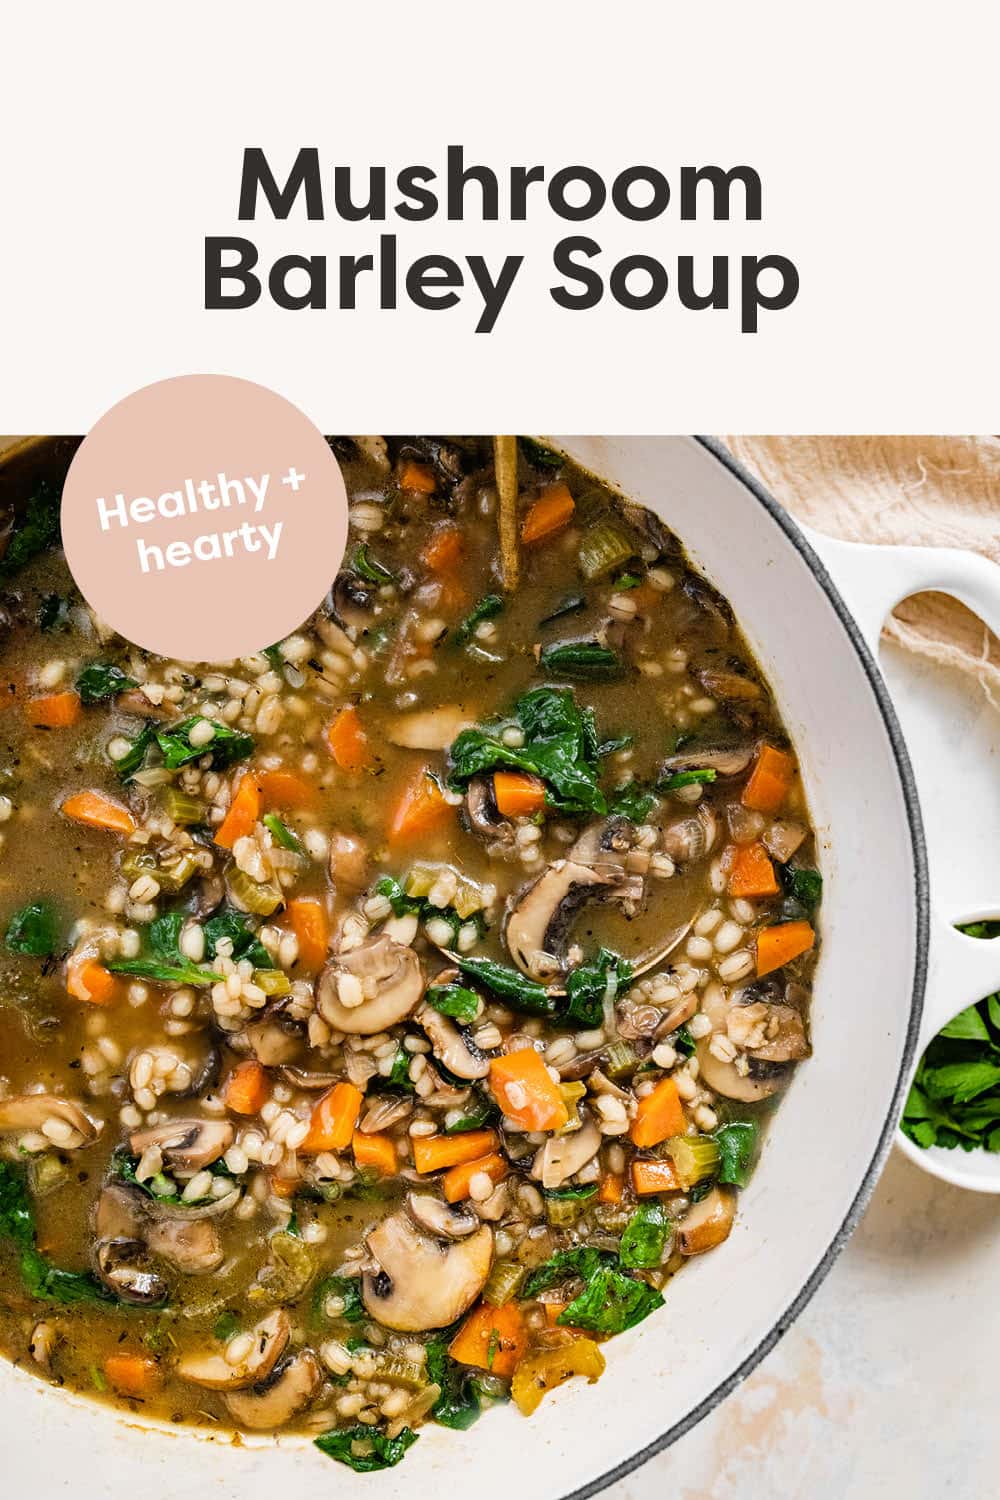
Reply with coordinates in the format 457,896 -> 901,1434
494,435 -> 520,592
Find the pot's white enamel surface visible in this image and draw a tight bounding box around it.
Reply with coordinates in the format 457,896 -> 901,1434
2,436 -> 998,1500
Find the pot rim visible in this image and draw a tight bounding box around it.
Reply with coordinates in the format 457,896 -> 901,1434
561,435 -> 929,1500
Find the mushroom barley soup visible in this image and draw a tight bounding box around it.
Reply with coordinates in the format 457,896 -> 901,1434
0,436 -> 820,1468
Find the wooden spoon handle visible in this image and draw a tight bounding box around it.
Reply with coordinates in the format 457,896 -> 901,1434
494,435 -> 520,592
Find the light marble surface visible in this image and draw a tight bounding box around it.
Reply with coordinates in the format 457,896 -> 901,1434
612,634 -> 1000,1500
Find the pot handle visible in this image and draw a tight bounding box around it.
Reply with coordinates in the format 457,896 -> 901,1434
802,527 -> 1000,1046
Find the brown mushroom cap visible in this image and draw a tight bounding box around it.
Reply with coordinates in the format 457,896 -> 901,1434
178,1309 -> 290,1390
677,1186 -> 736,1254
318,935 -> 425,1035
362,1212 -> 493,1331
224,1351 -> 322,1430
129,1119 -> 233,1171
0,1094 -> 96,1147
504,860 -> 616,981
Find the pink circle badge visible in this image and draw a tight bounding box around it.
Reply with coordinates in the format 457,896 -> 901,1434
61,375 -> 349,662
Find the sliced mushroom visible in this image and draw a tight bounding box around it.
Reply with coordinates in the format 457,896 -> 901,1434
660,804 -> 718,865
568,817 -> 634,871
224,1351 -> 322,1430
0,1094 -> 96,1147
362,1212 -> 493,1331
532,1115 -> 601,1190
660,741 -> 755,779
329,831 -> 369,892
387,705 -> 473,751
280,1066 -> 341,1092
332,571 -> 379,630
762,819 -> 807,863
417,1003 -> 489,1081
627,921 -> 699,980
146,1215 -> 223,1274
406,1192 -> 479,1239
694,664 -> 762,703
129,1119 -> 234,1171
464,775 -> 515,847
360,1094 -> 414,1133
318,936 -> 425,1035
191,872 -> 226,918
28,1320 -> 59,1373
95,1240 -> 168,1306
504,860 -> 617,980
178,1309 -> 290,1390
242,1007 -> 305,1067
696,981 -> 808,1102
677,1186 -> 736,1254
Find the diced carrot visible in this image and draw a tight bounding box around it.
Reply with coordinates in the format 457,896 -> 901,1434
630,1077 -> 686,1148
756,920 -> 815,977
743,744 -> 795,814
421,524 -> 463,573
449,1300 -> 527,1380
352,1129 -> 398,1175
489,1049 -> 569,1133
223,1060 -> 270,1117
27,691 -> 82,729
214,772 -> 260,850
388,771 -> 453,846
443,1151 -> 508,1204
400,458 -> 437,494
521,482 -> 576,546
412,1129 -> 499,1175
66,956 -> 118,1006
631,1158 -> 680,1195
728,842 -> 780,899
61,790 -> 136,835
597,1171 -> 624,1205
326,705 -> 372,772
104,1353 -> 161,1398
257,768 -> 319,809
493,770 -> 546,819
286,896 -> 329,972
300,1082 -> 364,1153
269,1173 -> 299,1199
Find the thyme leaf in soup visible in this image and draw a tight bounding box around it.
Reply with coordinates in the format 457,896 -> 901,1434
112,723 -> 156,781
564,947 -> 632,1028
76,661 -> 137,705
0,1163 -> 115,1307
5,899 -> 59,958
351,543 -> 396,585
107,958 -> 222,987
455,956 -> 557,1017
314,1424 -> 418,1471
426,984 -> 481,1026
155,717 -> 254,771
448,687 -> 607,816
657,767 -> 717,793
557,1264 -> 664,1334
539,641 -> 625,681
539,593 -> 586,626
619,1202 -> 670,1270
715,1121 -> 760,1187
519,437 -> 562,470
0,480 -> 60,578
606,780 -> 657,823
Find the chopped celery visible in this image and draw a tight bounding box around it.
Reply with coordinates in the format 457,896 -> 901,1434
254,969 -> 291,996
604,1040 -> 638,1078
664,1134 -> 721,1191
577,521 -> 636,581
227,868 -> 283,916
162,787 -> 206,826
403,864 -> 437,900
482,1259 -> 527,1307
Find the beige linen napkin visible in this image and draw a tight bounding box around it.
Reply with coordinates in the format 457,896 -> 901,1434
721,436 -> 1000,705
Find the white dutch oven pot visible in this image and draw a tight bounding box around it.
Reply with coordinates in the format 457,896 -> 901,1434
3,435 -> 999,1500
